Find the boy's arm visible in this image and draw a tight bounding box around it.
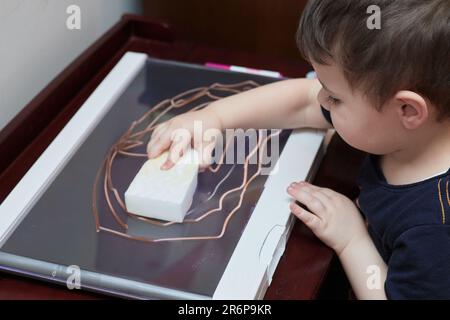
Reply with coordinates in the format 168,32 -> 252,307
207,78 -> 333,130
147,78 -> 331,168
338,232 -> 388,300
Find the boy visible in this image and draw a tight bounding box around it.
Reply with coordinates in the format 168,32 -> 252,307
147,0 -> 450,299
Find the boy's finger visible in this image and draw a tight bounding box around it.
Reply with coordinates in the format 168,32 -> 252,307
287,185 -> 326,217
289,201 -> 321,231
148,124 -> 169,155
296,181 -> 335,199
161,134 -> 190,170
147,136 -> 160,157
148,131 -> 172,159
151,122 -> 168,141
147,139 -> 164,158
149,129 -> 162,145
298,184 -> 332,208
148,130 -> 172,158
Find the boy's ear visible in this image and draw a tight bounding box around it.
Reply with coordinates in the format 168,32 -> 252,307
393,90 -> 429,130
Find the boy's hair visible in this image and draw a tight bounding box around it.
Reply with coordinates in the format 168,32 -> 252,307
297,0 -> 450,121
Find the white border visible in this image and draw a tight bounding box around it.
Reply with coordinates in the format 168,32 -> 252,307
0,52 -> 147,246
213,129 -> 325,299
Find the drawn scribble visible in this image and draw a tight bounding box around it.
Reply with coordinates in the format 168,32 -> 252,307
92,81 -> 281,243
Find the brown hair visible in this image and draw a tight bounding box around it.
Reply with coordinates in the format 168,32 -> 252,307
297,0 -> 450,121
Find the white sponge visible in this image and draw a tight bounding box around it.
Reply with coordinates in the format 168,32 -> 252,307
124,149 -> 199,223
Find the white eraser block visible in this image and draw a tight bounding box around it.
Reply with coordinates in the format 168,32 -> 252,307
124,149 -> 200,223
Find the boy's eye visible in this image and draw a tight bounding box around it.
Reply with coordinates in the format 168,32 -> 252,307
327,95 -> 341,105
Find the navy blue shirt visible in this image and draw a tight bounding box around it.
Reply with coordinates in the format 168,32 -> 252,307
321,105 -> 450,299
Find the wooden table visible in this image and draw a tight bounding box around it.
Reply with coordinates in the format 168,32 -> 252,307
0,15 -> 365,300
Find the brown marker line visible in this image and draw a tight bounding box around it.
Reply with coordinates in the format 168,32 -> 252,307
92,82 -> 280,242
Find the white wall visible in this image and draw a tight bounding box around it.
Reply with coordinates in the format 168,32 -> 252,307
0,0 -> 142,131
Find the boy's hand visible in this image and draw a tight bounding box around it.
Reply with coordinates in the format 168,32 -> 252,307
147,108 -> 223,171
286,181 -> 367,255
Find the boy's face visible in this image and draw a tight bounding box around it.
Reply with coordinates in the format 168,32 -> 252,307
312,60 -> 402,155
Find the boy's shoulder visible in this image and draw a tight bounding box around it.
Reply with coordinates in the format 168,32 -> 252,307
356,154 -> 450,244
